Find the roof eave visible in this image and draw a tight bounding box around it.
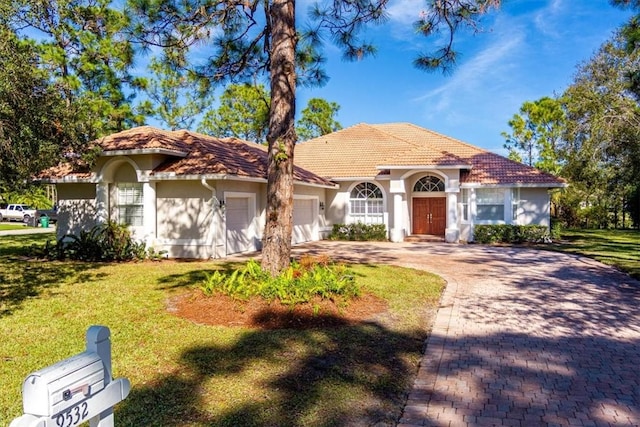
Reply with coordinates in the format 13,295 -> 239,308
36,176 -> 95,184
150,173 -> 266,183
461,182 -> 568,189
329,176 -> 382,182
102,148 -> 189,158
149,172 -> 335,188
294,180 -> 338,189
377,164 -> 472,170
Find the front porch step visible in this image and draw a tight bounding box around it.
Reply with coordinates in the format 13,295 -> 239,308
404,234 -> 445,243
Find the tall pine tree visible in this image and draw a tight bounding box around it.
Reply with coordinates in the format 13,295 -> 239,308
127,0 -> 501,274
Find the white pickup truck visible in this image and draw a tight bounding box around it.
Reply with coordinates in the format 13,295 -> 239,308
0,204 -> 38,223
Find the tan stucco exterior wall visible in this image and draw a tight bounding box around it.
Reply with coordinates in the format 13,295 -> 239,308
519,188 -> 551,227
156,181 -> 213,240
56,183 -> 98,239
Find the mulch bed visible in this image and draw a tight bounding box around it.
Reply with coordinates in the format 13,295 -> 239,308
167,290 -> 389,329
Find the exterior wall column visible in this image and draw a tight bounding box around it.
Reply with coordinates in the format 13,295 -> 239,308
505,188 -> 514,225
96,183 -> 109,224
445,191 -> 459,243
213,189 -> 226,259
389,179 -> 405,242
143,182 -> 157,244
469,188 -> 477,241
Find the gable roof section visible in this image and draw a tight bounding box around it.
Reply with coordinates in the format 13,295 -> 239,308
98,126 -> 192,156
295,123 -> 565,186
42,127 -> 334,188
294,124 -> 412,178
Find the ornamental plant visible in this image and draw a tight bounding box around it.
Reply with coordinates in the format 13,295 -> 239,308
201,256 -> 359,307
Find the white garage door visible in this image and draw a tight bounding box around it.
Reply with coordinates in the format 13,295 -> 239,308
292,199 -> 315,244
226,197 -> 252,255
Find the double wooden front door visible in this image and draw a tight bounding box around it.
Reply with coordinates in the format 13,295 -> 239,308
412,198 -> 446,236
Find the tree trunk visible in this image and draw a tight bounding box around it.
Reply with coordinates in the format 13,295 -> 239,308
261,0 -> 297,276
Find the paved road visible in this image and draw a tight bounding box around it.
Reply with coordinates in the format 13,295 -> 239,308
0,226 -> 56,236
292,241 -> 640,427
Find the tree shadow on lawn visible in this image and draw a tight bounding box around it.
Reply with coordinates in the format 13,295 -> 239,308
116,313 -> 426,427
0,259 -> 108,316
0,235 -> 109,317
155,261 -> 247,291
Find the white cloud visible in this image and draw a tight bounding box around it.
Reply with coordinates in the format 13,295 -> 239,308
386,0 -> 424,26
532,0 -> 565,38
414,25 -> 525,112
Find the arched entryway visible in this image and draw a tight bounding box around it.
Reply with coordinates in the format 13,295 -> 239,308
412,175 -> 446,237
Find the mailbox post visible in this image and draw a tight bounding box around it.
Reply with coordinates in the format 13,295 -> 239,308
10,326 -> 130,427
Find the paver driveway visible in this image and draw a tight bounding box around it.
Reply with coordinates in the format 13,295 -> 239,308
292,241 -> 640,427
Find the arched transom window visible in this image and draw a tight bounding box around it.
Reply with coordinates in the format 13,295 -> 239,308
349,182 -> 384,224
413,175 -> 445,192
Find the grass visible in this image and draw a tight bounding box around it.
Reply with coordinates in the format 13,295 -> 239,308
0,234 -> 445,426
548,228 -> 640,280
0,223 -> 30,231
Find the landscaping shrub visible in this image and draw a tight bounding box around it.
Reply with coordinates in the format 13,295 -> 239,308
329,223 -> 387,241
473,224 -> 551,244
37,221 -> 164,262
200,256 -> 360,306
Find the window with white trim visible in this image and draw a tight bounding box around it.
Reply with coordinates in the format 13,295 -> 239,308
349,182 -> 384,224
413,176 -> 445,192
117,183 -> 143,226
476,188 -> 505,222
460,189 -> 469,222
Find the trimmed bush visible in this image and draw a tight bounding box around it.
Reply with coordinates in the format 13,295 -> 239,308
329,223 -> 387,241
37,221 -> 164,262
473,224 -> 551,244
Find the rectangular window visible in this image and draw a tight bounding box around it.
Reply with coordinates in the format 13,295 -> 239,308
460,189 -> 469,221
117,183 -> 143,227
476,188 -> 505,222
367,200 -> 384,224
349,200 -> 384,224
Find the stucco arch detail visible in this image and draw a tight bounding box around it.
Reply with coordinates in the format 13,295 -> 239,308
97,156 -> 146,183
346,181 -> 386,199
403,171 -> 449,191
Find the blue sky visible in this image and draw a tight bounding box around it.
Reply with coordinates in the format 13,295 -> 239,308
296,0 -> 635,154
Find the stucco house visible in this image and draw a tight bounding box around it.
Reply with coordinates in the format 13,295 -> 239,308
42,122 -> 565,258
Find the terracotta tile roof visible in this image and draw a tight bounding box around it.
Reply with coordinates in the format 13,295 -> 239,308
459,152 -> 563,185
294,124 -> 412,178
98,126 -> 193,154
36,162 -> 92,180
42,127 -> 334,187
295,123 -> 565,186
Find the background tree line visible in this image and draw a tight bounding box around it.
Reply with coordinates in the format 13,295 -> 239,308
0,0 -> 342,197
502,22 -> 640,229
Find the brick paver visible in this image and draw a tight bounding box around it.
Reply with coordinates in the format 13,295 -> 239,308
292,241 -> 640,427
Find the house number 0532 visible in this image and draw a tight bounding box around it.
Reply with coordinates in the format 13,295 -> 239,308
56,401 -> 89,427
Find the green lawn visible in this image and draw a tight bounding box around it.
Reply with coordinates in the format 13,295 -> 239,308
0,223 -> 30,231
0,234 -> 445,426
550,228 -> 640,280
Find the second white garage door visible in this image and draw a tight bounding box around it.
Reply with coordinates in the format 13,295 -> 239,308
292,198 -> 315,244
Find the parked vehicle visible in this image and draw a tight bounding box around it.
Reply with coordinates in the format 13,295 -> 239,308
0,204 -> 38,223
37,205 -> 58,224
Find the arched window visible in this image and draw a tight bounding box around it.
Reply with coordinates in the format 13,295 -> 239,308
349,182 -> 384,224
413,176 -> 445,192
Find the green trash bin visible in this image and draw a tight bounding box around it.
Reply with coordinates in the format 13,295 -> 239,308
39,215 -> 49,228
